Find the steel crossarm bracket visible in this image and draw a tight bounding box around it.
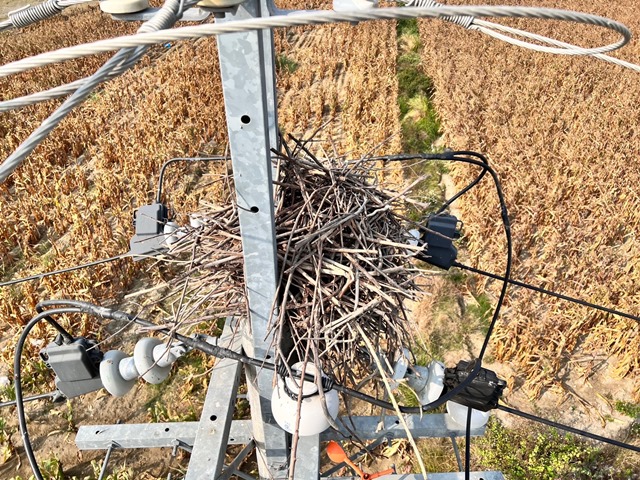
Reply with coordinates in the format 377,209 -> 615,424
76,420 -> 252,450
320,414 -> 486,441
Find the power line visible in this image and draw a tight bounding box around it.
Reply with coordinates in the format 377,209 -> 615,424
0,253 -> 130,289
498,404 -> 640,453
454,261 -> 640,325
0,6 -> 630,80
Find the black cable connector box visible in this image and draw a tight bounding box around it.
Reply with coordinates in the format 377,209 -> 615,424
444,360 -> 506,412
415,214 -> 462,270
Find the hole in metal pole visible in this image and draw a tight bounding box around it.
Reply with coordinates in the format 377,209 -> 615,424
165,427 -> 170,432
210,415 -> 217,421
250,206 -> 259,213
241,115 -> 251,124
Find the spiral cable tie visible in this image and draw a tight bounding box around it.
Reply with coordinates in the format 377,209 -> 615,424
407,0 -> 474,29
9,0 -> 63,29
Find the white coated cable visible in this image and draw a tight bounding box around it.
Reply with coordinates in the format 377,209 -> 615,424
0,52 -> 143,112
403,0 -> 640,72
0,0 -> 182,182
0,6 -> 632,79
470,19 -> 640,73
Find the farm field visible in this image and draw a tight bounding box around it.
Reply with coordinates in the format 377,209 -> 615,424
1,0 -> 640,478
417,0 -> 640,419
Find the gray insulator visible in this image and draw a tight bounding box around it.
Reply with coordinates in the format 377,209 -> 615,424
134,337 -> 171,384
9,0 -> 63,29
100,350 -> 137,397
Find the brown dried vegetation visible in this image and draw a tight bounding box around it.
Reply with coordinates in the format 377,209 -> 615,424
418,0 -> 640,397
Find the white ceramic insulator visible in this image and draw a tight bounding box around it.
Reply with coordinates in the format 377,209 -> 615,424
163,221 -> 184,246
152,343 -> 185,368
446,400 -> 490,429
271,362 -> 340,436
100,0 -> 149,14
333,0 -> 377,11
189,213 -> 205,228
407,229 -> 421,247
406,360 -> 445,405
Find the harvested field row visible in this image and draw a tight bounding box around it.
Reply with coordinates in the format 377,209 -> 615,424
418,0 -> 640,397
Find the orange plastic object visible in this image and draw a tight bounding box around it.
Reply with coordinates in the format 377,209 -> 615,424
326,441 -> 396,480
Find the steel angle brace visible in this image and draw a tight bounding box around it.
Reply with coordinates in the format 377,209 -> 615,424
185,317 -> 243,479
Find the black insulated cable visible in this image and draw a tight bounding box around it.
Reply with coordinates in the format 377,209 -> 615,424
454,261 -> 640,325
0,253 -> 130,289
498,404 -> 640,453
14,307 -> 83,480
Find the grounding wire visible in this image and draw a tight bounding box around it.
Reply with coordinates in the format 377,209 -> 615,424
0,252 -> 130,288
498,404 -> 640,453
0,6 -> 631,79
453,262 -> 640,326
13,307 -> 83,480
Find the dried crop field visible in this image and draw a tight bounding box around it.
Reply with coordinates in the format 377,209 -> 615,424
0,1 -> 400,476
418,0 -> 640,398
0,0 -> 399,329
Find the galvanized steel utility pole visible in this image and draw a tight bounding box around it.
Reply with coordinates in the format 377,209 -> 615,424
215,0 -> 288,477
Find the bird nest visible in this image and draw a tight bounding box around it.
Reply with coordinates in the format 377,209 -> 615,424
167,137 -> 422,387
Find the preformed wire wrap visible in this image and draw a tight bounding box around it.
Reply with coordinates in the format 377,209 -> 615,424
405,0 -> 473,29
8,0 -> 63,29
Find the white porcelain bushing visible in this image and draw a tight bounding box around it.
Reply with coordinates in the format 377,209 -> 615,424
446,400 -> 490,429
271,362 -> 340,436
406,360 -> 445,405
134,337 -> 172,384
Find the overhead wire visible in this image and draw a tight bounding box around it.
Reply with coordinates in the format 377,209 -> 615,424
2,2 -> 638,476
0,0 -> 184,182
0,6 -> 631,79
497,404 -> 640,453
453,262 -> 640,325
0,253 -> 131,288
404,0 -> 640,72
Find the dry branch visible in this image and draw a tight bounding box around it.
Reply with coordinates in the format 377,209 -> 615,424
166,136 -> 419,387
